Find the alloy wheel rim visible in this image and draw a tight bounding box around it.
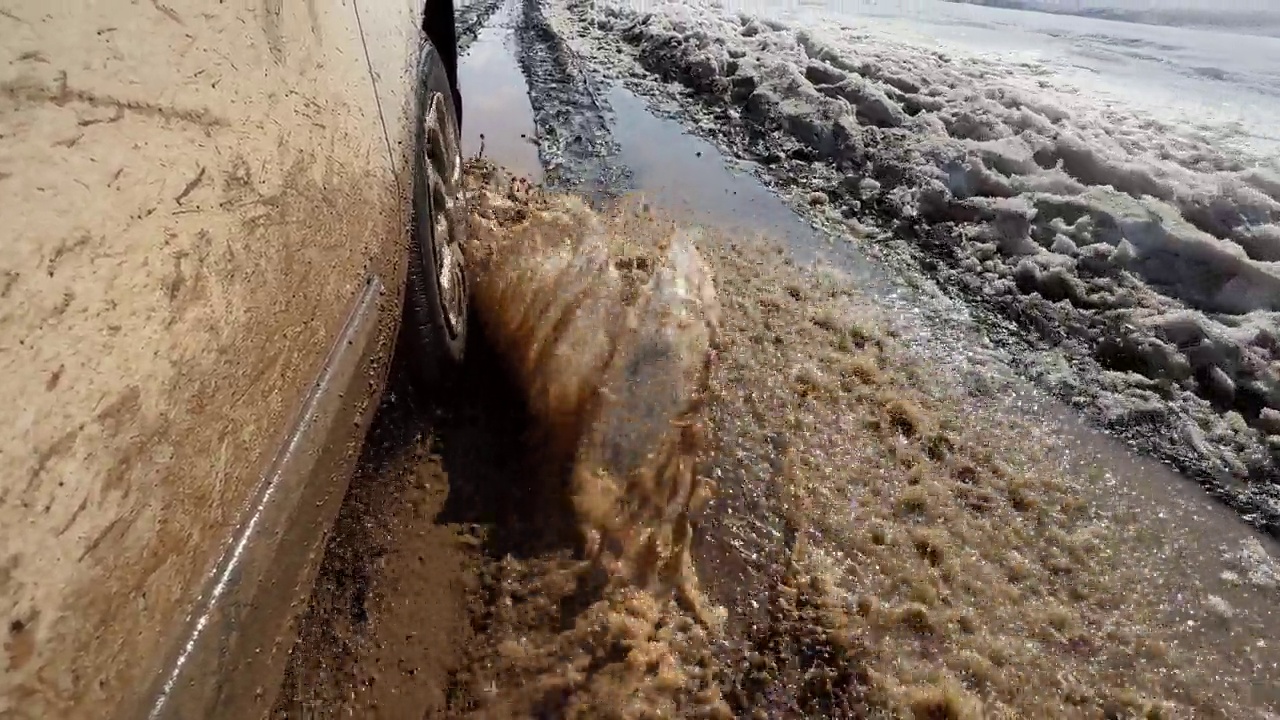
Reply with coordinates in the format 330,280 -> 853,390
423,91 -> 466,338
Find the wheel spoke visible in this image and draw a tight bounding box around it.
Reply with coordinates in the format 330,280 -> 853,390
422,90 -> 466,337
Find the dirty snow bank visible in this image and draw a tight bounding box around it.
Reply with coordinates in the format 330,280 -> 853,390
553,0 -> 1280,530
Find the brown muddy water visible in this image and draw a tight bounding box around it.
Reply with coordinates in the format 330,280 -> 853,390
273,2 -> 1280,717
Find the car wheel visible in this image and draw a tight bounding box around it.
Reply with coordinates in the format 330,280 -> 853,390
404,40 -> 468,392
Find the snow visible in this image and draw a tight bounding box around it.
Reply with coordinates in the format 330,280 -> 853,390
570,0 -> 1280,484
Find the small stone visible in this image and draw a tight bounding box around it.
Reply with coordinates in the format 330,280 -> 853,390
998,232 -> 1040,257
808,190 -> 830,206
973,242 -> 998,262
1228,538 -> 1279,590
843,217 -> 872,238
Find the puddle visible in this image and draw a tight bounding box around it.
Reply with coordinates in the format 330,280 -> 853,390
608,88 -> 917,300
604,85 -> 1018,387
607,89 -> 837,262
457,0 -> 543,182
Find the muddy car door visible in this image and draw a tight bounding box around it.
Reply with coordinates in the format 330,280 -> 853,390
0,0 -> 423,717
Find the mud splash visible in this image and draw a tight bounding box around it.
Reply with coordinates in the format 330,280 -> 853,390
452,160 -> 731,716
465,159 -> 721,599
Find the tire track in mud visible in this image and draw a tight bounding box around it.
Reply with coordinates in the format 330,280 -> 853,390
456,0 -> 504,52
513,0 -> 630,197
271,342 -> 534,719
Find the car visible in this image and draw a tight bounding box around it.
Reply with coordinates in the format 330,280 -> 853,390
0,0 -> 468,717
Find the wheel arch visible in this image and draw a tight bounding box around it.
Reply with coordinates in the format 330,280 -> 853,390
421,0 -> 463,128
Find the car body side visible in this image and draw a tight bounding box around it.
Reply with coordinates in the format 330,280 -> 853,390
0,0 -> 433,717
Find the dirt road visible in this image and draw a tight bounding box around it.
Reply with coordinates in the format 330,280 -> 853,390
273,1 -> 1280,718
270,338 -> 516,717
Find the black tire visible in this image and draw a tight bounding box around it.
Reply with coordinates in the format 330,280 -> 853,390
403,39 -> 468,393
422,0 -> 462,128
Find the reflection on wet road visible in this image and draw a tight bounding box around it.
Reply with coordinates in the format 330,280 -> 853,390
607,88 -> 834,261
457,0 -> 543,181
